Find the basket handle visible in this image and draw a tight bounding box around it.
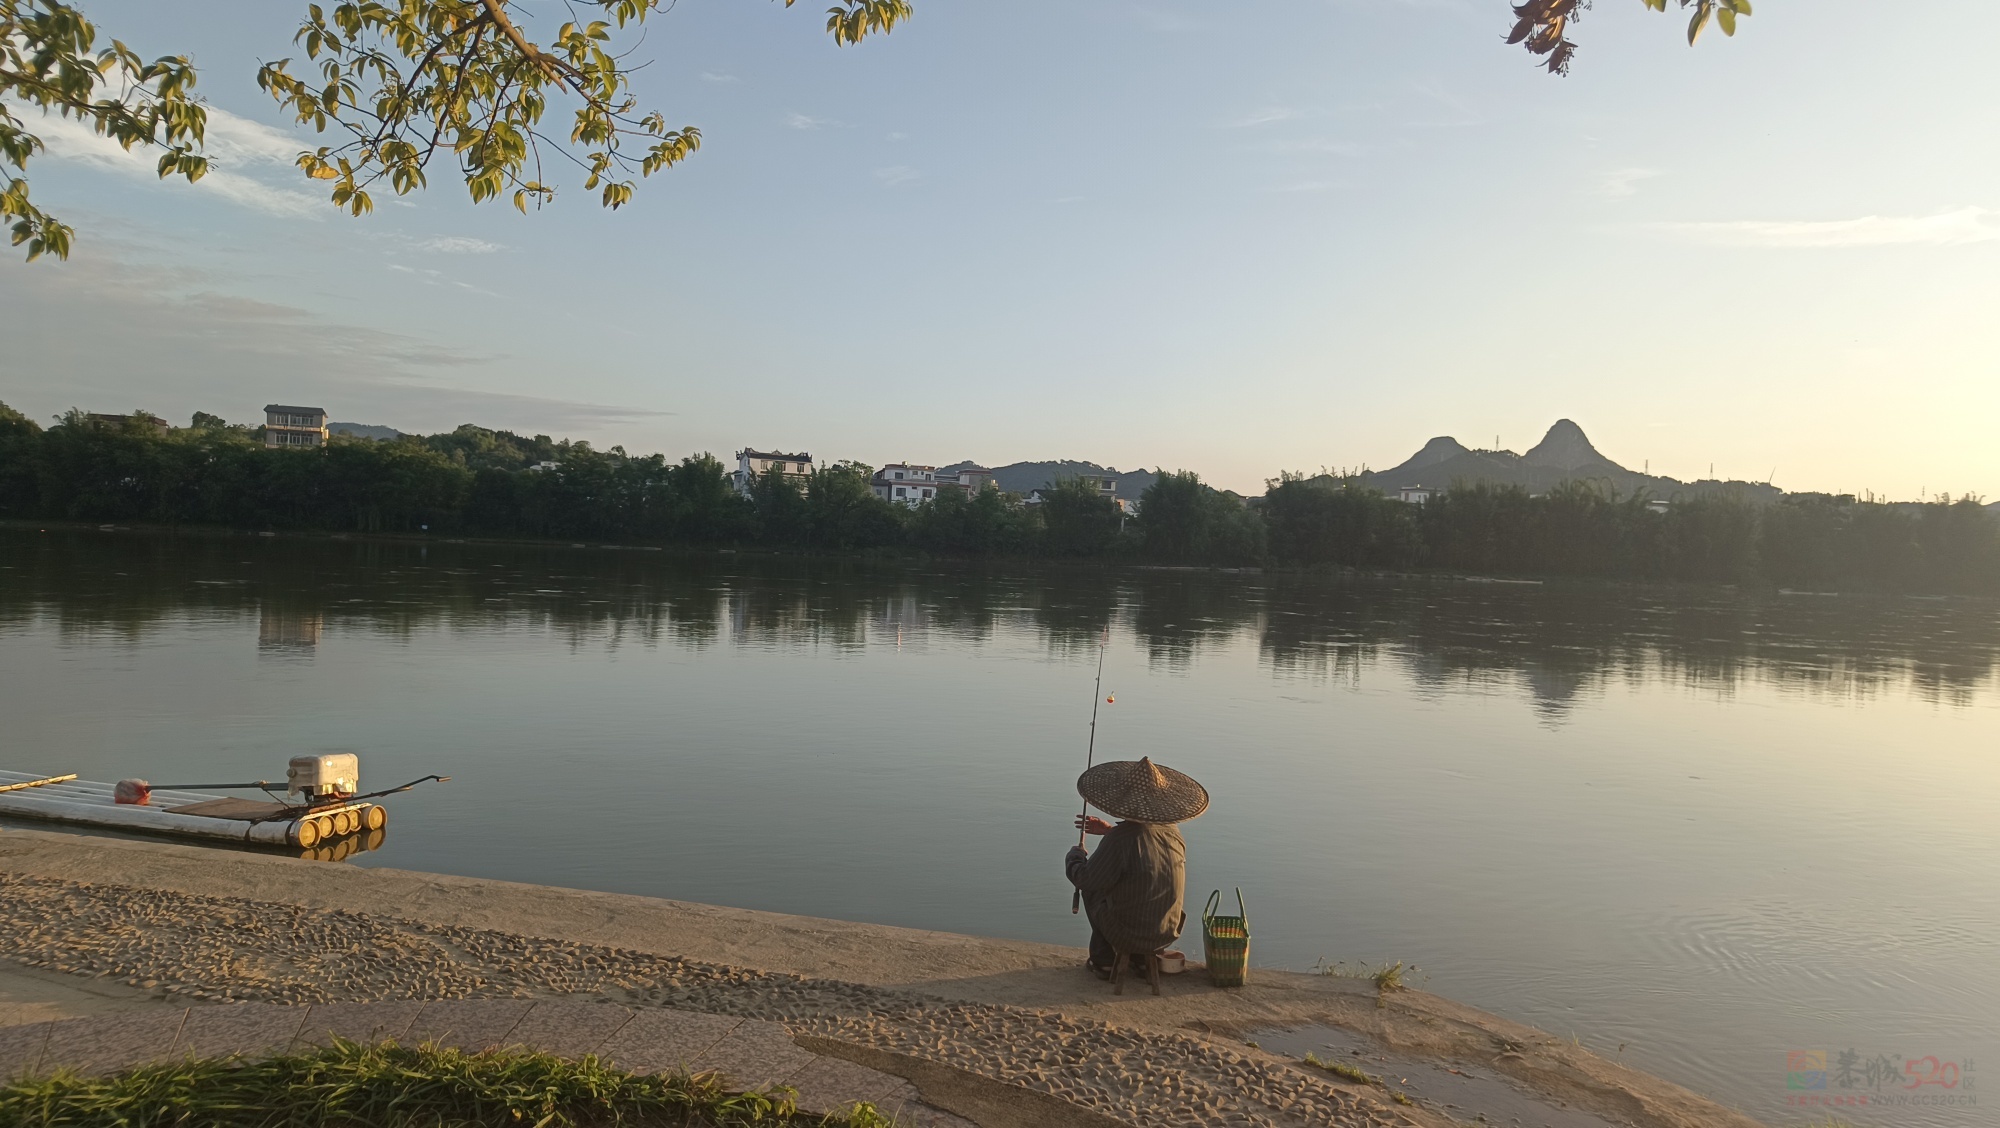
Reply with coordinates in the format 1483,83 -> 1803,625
1235,887 -> 1247,927
1203,889 -> 1221,922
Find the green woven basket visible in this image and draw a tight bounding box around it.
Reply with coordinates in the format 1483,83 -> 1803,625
1201,888 -> 1250,988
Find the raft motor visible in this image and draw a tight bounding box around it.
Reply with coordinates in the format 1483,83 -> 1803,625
287,753 -> 359,803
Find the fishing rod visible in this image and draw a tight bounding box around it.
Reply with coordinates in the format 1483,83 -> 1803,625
150,774 -> 450,804
1072,629 -> 1109,915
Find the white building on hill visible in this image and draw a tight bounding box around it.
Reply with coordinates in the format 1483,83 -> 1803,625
734,449 -> 814,496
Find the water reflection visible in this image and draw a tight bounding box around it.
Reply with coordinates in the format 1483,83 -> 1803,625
258,606 -> 323,653
4,529 -> 1997,714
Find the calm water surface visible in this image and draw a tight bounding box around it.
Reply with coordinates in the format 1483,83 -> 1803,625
3,529 -> 1995,1126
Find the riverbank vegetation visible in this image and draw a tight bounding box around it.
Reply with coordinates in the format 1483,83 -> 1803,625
1,404 -> 1993,594
0,1038 -> 890,1127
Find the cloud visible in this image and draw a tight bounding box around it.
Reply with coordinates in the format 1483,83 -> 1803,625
874,165 -> 920,187
201,109 -> 309,166
388,261 -> 500,297
785,112 -> 836,130
1229,106 -> 1299,128
1596,167 -> 1660,199
0,247 -> 666,432
699,71 -> 740,83
31,105 -> 323,218
1661,207 -> 2000,248
1259,138 -> 1362,156
416,236 -> 505,254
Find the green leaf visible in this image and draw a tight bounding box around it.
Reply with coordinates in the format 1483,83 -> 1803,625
1687,6 -> 1712,44
1716,7 -> 1737,36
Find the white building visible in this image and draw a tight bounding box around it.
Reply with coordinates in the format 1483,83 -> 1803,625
1396,485 -> 1436,504
871,463 -> 997,507
734,449 -> 814,496
263,405 -> 328,449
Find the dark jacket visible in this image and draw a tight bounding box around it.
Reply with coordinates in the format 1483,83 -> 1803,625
1065,820 -> 1187,954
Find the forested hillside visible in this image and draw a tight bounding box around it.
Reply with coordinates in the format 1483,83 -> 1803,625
2,404 -> 1993,593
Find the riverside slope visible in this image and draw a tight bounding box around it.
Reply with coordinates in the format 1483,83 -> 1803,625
0,830 -> 1762,1128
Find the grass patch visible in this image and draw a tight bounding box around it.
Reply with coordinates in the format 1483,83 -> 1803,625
1312,959 -> 1418,992
0,1039 -> 892,1128
1312,959 -> 1418,1008
1302,1052 -> 1378,1086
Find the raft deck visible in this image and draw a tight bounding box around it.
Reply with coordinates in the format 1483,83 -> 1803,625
0,770 -> 384,849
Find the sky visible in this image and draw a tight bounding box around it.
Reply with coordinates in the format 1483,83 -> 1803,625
2,0 -> 1997,499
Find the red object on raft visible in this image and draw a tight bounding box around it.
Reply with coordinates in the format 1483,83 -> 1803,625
113,779 -> 151,805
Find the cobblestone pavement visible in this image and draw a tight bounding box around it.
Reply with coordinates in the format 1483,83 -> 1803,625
0,873 -> 1411,1128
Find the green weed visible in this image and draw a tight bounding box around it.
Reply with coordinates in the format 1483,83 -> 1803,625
1302,1052 -> 1379,1086
1312,958 -> 1419,992
0,1038 -> 890,1128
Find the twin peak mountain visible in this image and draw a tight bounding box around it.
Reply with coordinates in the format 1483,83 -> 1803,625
1361,419 -> 1772,499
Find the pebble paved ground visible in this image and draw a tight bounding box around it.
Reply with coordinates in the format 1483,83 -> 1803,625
0,873 -> 1411,1128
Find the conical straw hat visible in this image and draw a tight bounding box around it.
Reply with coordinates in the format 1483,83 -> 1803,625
1078,757 -> 1209,824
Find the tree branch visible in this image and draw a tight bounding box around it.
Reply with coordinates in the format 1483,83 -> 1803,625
474,0 -> 582,85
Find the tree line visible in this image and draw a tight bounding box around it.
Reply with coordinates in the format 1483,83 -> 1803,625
1,404 -> 1993,594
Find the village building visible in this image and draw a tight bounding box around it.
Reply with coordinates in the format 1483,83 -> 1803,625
1024,474 -> 1121,505
264,405 -> 329,449
734,449 -> 814,496
870,463 -> 997,507
86,412 -> 171,434
1397,485 -> 1436,504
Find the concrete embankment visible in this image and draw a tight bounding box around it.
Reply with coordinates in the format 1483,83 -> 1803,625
0,829 -> 1763,1128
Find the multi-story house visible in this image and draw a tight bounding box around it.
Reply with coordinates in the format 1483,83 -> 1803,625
734,449 -> 814,496
870,463 -> 998,507
872,463 -> 940,506
263,405 -> 329,449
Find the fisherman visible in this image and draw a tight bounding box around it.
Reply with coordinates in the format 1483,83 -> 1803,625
1064,756 -> 1209,979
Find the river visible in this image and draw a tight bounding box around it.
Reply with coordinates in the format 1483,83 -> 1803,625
1,527 -> 1993,1126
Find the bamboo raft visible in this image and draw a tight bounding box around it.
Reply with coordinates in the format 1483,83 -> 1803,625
0,769 -> 386,849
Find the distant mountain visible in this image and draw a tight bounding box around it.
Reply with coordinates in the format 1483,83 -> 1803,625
1362,419 -> 1780,502
941,459 -> 1158,498
330,422 -> 403,440
1523,418 -> 1609,472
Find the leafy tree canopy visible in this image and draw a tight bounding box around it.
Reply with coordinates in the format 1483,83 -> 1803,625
4,0 -> 1742,261
1509,0 -> 1751,76
2,0 -> 909,258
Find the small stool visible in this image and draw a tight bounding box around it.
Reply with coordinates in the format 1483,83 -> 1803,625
1109,948 -> 1163,996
